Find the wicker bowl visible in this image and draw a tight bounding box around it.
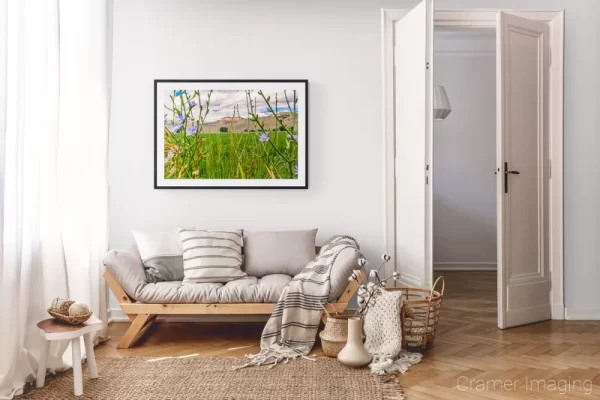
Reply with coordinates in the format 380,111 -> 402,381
48,308 -> 92,325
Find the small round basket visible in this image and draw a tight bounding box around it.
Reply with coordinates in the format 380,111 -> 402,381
319,331 -> 347,358
319,315 -> 367,357
319,315 -> 350,357
47,308 -> 92,325
386,276 -> 445,351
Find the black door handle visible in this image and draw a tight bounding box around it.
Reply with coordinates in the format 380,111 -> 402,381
504,162 -> 520,193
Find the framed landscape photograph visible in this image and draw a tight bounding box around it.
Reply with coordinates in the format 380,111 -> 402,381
154,80 -> 308,189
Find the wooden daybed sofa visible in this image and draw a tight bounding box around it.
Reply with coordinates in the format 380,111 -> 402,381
103,246 -> 364,349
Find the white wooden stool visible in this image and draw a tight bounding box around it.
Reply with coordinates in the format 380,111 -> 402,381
37,316 -> 104,397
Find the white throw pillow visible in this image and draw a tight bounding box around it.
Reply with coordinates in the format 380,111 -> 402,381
132,230 -> 183,282
179,228 -> 247,284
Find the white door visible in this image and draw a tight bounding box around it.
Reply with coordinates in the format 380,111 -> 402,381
394,0 -> 434,289
497,12 -> 551,328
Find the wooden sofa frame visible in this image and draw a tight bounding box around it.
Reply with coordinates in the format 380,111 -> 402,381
104,268 -> 365,349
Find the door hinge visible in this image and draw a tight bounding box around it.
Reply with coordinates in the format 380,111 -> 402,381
426,164 -> 429,184
426,62 -> 430,70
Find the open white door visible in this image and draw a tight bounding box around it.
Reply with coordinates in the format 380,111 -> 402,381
497,12 -> 551,328
394,0 -> 434,289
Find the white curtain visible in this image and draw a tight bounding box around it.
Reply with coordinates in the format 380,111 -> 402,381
0,1 -> 112,398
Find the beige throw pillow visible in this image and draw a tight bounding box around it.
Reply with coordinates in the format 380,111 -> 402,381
243,229 -> 317,277
180,228 -> 246,284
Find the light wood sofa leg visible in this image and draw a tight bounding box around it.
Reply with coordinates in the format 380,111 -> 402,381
104,270 -> 136,321
117,314 -> 156,349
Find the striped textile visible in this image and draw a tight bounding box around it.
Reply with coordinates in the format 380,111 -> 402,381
179,228 -> 247,284
237,235 -> 360,369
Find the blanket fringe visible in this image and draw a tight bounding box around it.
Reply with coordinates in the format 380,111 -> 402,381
233,346 -> 315,370
369,351 -> 423,376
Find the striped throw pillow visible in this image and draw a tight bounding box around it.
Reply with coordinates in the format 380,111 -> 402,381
179,228 -> 246,284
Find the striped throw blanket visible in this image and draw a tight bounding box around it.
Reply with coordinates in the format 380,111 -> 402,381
237,235 -> 360,368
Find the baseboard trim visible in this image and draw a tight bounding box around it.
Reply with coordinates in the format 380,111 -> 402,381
109,308 -> 127,322
434,262 -> 497,271
565,307 -> 600,320
551,303 -> 565,320
108,307 -> 270,323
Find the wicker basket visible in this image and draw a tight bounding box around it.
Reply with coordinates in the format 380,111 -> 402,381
386,276 -> 445,350
47,308 -> 92,325
319,315 -> 350,357
319,331 -> 347,357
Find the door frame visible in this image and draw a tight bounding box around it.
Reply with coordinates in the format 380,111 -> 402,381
382,9 -> 565,320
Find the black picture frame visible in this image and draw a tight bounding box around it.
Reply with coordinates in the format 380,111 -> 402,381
154,79 -> 308,189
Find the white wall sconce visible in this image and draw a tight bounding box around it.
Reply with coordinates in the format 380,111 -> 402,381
434,85 -> 451,120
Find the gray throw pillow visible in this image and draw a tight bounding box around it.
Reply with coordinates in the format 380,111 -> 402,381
243,229 -> 318,277
131,230 -> 184,283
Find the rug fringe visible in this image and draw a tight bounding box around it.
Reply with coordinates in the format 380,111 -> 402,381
381,378 -> 405,400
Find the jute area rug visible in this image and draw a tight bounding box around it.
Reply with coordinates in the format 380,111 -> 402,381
20,357 -> 404,400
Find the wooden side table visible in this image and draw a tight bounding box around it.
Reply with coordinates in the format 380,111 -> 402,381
37,316 -> 104,397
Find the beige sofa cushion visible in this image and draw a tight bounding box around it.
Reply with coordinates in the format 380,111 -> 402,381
130,274 -> 291,304
242,229 -> 317,277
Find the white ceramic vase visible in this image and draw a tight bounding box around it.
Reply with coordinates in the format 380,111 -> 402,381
337,316 -> 372,367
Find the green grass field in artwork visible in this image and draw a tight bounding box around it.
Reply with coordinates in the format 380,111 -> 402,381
163,89 -> 299,180
164,131 -> 298,180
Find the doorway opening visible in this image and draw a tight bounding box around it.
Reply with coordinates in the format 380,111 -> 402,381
432,27 -> 497,322
382,7 -> 564,328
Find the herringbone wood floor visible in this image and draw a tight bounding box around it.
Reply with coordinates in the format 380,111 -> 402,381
97,271 -> 600,399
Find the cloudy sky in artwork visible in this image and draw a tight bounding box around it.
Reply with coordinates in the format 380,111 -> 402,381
164,90 -> 297,124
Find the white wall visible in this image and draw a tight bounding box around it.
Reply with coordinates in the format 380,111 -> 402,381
109,0 -> 600,313
108,0 -> 402,310
433,30 -> 497,270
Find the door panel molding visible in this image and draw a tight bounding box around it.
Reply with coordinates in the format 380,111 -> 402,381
505,304 -> 552,327
382,9 -> 564,320
498,12 -> 550,328
397,272 -> 423,289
